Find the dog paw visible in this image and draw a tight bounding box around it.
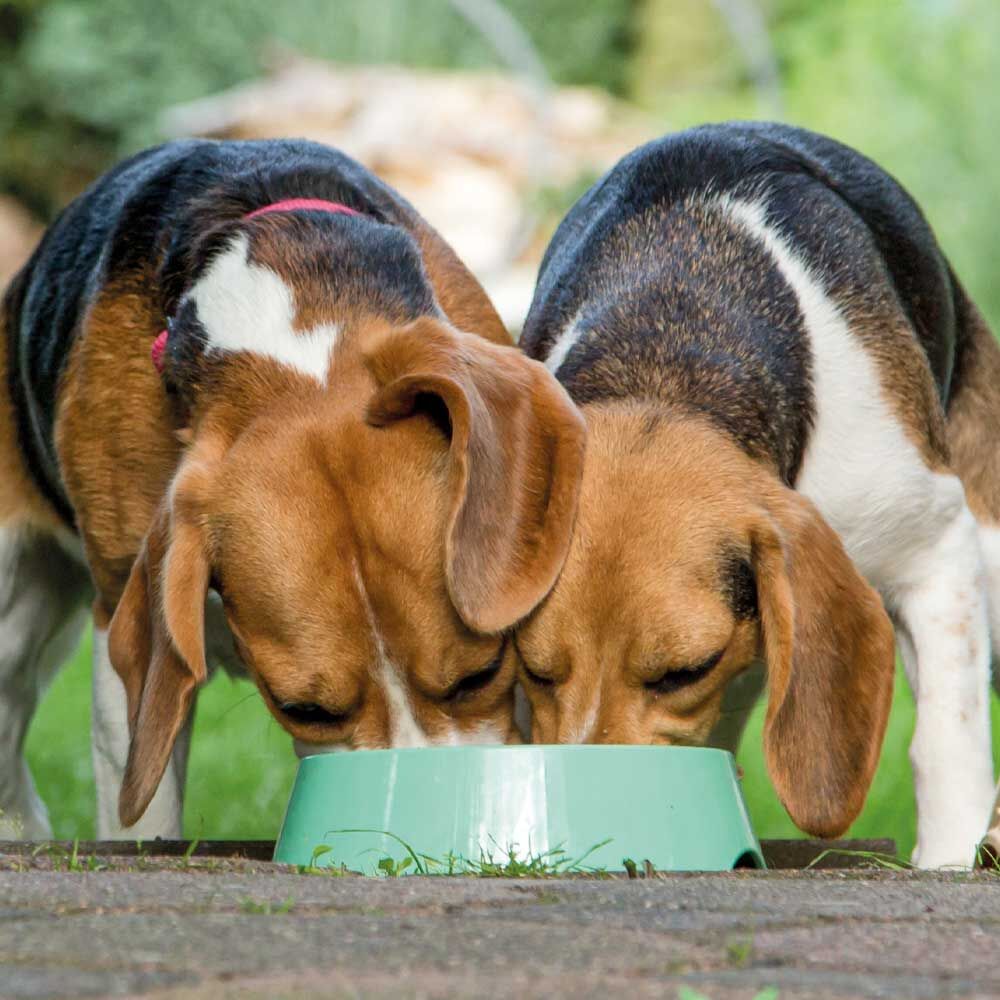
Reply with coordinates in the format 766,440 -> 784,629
911,839 -> 977,870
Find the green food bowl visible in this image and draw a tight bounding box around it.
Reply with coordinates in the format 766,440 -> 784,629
273,745 -> 764,873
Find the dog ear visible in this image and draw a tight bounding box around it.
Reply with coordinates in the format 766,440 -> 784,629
752,485 -> 896,838
107,451 -> 216,828
366,317 -> 586,633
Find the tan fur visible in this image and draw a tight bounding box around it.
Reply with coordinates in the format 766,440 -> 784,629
55,274 -> 182,613
0,273 -> 66,532
749,469 -> 896,836
409,220 -> 510,344
516,401 -> 896,837
844,304 -> 949,470
801,209 -> 952,470
365,317 -> 586,632
103,310 -> 584,825
946,299 -> 1000,522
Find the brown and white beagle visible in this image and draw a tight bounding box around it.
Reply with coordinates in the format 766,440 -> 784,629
518,122 -> 1000,868
0,139 -> 585,839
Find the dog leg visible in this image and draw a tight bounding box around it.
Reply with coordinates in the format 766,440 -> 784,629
92,625 -> 192,839
0,526 -> 89,838
975,523 -> 1000,689
888,481 -> 995,867
972,522 -> 1000,868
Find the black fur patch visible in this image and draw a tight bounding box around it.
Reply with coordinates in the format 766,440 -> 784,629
242,213 -> 437,324
721,550 -> 758,620
546,198 -> 812,482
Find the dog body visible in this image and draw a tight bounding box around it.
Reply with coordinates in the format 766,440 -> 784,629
519,122 -> 999,867
1,139 -> 584,838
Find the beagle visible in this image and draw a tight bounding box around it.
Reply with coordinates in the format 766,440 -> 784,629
518,122 -> 1000,868
0,139 -> 585,839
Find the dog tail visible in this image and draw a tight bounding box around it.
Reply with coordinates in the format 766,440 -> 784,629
946,272 -> 1000,523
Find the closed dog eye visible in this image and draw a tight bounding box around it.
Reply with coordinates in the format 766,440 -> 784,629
445,639 -> 507,701
644,650 -> 723,695
511,635 -> 556,687
279,702 -> 351,726
521,663 -> 555,687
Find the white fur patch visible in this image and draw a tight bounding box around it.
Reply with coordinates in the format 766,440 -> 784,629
439,722 -> 506,747
720,195 -> 948,580
543,308 -> 584,376
186,234 -> 339,383
379,661 -> 431,748
721,194 -> 996,867
563,684 -> 601,744
350,561 -> 429,748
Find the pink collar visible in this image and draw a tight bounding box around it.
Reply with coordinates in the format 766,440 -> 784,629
243,198 -> 361,221
152,199 -> 362,373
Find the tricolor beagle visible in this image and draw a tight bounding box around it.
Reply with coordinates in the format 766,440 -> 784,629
0,139 -> 585,839
518,122 -> 1000,868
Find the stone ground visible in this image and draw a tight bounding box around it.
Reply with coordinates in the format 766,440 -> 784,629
1,842 -> 999,1000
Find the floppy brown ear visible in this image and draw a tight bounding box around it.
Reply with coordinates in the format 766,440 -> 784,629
366,317 -> 586,633
753,486 -> 896,838
107,462 -> 213,828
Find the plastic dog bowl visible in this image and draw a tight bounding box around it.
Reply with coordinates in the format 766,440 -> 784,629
273,745 -> 764,872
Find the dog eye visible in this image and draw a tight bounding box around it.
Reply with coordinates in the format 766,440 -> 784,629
645,651 -> 723,695
521,663 -> 555,687
446,640 -> 507,701
279,702 -> 349,726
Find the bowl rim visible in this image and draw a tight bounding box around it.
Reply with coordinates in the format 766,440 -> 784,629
297,744 -> 736,765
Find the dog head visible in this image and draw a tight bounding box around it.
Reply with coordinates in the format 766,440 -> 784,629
107,219 -> 585,827
514,404 -> 895,838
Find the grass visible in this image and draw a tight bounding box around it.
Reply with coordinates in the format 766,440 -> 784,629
304,830 -> 612,877
24,626 -> 1000,856
31,839 -> 107,872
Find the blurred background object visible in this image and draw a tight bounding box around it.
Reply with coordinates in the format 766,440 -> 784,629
2,0 -> 998,852
159,56 -> 653,327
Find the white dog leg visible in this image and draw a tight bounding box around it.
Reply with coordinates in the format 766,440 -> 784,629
890,490 -> 996,868
976,523 -> 1000,689
974,522 -> 1000,867
0,527 -> 89,839
92,626 -> 192,839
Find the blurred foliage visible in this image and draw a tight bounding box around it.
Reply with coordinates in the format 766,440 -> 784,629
638,0 -> 1000,328
3,0 -> 998,330
0,0 -> 633,215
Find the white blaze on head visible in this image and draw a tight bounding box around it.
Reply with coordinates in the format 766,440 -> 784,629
348,559 -> 430,749
186,234 -> 339,384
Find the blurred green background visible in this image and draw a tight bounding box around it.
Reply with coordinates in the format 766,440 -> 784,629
5,0 -> 1000,854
